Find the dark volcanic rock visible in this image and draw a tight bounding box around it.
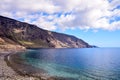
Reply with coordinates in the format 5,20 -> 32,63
0,15 -> 93,48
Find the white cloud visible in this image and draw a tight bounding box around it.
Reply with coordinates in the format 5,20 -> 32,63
32,16 -> 57,31
0,0 -> 120,31
110,0 -> 120,9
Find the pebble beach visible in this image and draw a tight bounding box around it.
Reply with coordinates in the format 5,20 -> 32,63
0,51 -> 71,80
0,51 -> 40,80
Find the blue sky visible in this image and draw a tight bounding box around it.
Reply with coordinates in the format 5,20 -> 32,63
61,29 -> 120,47
0,0 -> 120,47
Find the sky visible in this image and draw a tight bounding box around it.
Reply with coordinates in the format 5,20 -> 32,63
0,0 -> 120,47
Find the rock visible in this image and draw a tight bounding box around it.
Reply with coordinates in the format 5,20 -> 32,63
0,38 -> 5,44
0,15 -> 94,48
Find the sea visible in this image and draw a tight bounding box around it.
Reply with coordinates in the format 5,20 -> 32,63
9,48 -> 120,80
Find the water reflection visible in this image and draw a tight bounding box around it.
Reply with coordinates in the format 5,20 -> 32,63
20,48 -> 120,79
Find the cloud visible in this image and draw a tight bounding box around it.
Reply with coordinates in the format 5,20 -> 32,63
32,16 -> 57,30
0,0 -> 120,31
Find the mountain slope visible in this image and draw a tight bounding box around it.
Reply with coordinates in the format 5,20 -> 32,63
0,15 -> 93,49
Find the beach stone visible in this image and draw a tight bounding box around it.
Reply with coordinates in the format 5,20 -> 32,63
0,53 -> 41,80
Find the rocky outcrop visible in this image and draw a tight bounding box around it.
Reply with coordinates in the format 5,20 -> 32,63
0,37 -> 25,52
0,15 -> 94,48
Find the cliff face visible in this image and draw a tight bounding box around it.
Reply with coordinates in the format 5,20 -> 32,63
0,15 -> 93,49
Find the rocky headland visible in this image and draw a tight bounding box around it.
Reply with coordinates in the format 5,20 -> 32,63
0,15 -> 93,49
0,15 -> 95,80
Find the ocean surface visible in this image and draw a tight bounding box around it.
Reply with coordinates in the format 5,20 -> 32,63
11,48 -> 120,80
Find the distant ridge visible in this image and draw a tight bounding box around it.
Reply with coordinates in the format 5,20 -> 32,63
0,15 -> 94,49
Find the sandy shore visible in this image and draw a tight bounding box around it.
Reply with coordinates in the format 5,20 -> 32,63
0,52 -> 40,80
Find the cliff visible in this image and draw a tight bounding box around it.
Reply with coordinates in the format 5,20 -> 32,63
0,15 -> 93,49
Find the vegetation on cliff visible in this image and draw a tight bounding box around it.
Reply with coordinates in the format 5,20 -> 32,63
0,15 -> 93,49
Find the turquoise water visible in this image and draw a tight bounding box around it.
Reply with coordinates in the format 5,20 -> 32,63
18,48 -> 120,80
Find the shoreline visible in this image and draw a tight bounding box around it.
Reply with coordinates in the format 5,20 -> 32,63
0,51 -> 40,80
0,50 -> 76,80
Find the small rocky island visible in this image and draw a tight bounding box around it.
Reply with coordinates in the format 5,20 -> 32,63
0,15 -> 95,80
